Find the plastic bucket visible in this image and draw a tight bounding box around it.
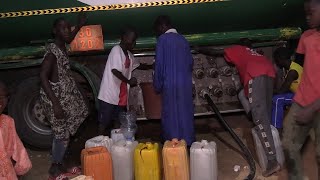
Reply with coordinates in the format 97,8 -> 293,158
140,82 -> 162,119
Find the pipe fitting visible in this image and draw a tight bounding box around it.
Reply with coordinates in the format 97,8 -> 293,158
220,66 -> 233,77
209,85 -> 223,98
207,68 -> 219,78
194,68 -> 205,79
199,89 -> 209,99
224,84 -> 237,96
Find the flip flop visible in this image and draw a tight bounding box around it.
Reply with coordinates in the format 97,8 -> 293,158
68,166 -> 82,175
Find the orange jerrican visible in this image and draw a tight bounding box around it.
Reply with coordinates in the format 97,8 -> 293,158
163,138 -> 190,180
81,146 -> 113,180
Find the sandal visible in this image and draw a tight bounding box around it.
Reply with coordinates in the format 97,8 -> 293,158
66,166 -> 82,176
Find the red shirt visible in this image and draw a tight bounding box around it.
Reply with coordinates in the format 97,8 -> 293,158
294,31 -> 320,107
296,29 -> 316,54
224,45 -> 276,96
118,56 -> 131,106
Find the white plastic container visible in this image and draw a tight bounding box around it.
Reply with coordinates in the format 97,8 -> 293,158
252,125 -> 285,171
190,140 -> 217,180
111,140 -> 138,180
111,128 -> 126,142
85,135 -> 113,152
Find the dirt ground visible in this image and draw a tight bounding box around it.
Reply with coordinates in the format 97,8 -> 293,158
20,113 -> 318,180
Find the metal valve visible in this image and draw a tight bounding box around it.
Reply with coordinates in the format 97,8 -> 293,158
208,85 -> 223,98
199,89 -> 209,99
225,84 -> 237,96
220,66 -> 233,77
207,68 -> 219,78
194,69 -> 205,79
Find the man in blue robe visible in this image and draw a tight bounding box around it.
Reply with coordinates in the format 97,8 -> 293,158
153,15 -> 195,146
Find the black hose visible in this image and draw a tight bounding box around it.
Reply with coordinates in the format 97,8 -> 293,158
204,93 -> 256,180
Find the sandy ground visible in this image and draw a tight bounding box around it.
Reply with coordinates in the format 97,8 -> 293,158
20,113 -> 318,180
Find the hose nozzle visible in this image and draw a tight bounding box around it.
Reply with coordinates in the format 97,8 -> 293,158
199,89 -> 209,99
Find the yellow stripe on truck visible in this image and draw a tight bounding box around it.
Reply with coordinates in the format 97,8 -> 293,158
0,0 -> 227,18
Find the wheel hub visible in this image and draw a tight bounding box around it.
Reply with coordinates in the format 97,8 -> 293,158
32,99 -> 49,126
23,94 -> 52,136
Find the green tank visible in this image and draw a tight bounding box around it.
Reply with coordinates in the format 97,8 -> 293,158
0,0 -> 305,149
0,0 -> 304,50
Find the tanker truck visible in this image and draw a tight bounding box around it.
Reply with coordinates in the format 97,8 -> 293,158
0,0 -> 305,148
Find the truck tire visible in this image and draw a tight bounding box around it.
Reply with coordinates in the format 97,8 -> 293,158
8,77 -> 52,149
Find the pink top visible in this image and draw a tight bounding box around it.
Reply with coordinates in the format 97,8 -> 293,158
294,31 -> 320,107
0,114 -> 32,180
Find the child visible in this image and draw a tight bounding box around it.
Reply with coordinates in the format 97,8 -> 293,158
40,14 -> 88,180
0,81 -> 32,179
272,47 -> 303,128
198,39 -> 280,177
294,0 -> 315,67
282,0 -> 320,179
98,26 -> 153,135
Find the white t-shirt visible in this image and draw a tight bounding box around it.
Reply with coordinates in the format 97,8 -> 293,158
98,45 -> 140,105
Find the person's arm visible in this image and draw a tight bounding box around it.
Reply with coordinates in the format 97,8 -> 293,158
40,54 -> 65,119
40,54 -> 60,105
274,70 -> 298,94
111,69 -> 137,87
294,53 -> 305,67
10,118 -> 32,176
111,69 -> 130,83
69,13 -> 87,42
153,39 -> 165,93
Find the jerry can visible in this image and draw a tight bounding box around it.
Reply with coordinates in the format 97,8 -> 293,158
111,128 -> 126,142
111,140 -> 138,180
190,140 -> 217,180
252,125 -> 285,171
134,142 -> 161,180
163,139 -> 190,180
85,135 -> 113,152
81,146 -> 113,180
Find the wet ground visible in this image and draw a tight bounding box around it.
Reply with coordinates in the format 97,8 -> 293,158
21,112 -> 318,180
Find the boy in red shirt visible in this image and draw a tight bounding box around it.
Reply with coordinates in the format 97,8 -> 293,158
198,39 -> 279,177
282,0 -> 320,179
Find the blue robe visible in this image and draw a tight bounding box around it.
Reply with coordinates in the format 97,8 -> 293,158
153,31 -> 195,146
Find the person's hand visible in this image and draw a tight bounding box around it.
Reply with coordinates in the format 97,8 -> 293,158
53,102 -> 65,119
78,12 -> 87,27
129,77 -> 138,87
294,106 -> 315,125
